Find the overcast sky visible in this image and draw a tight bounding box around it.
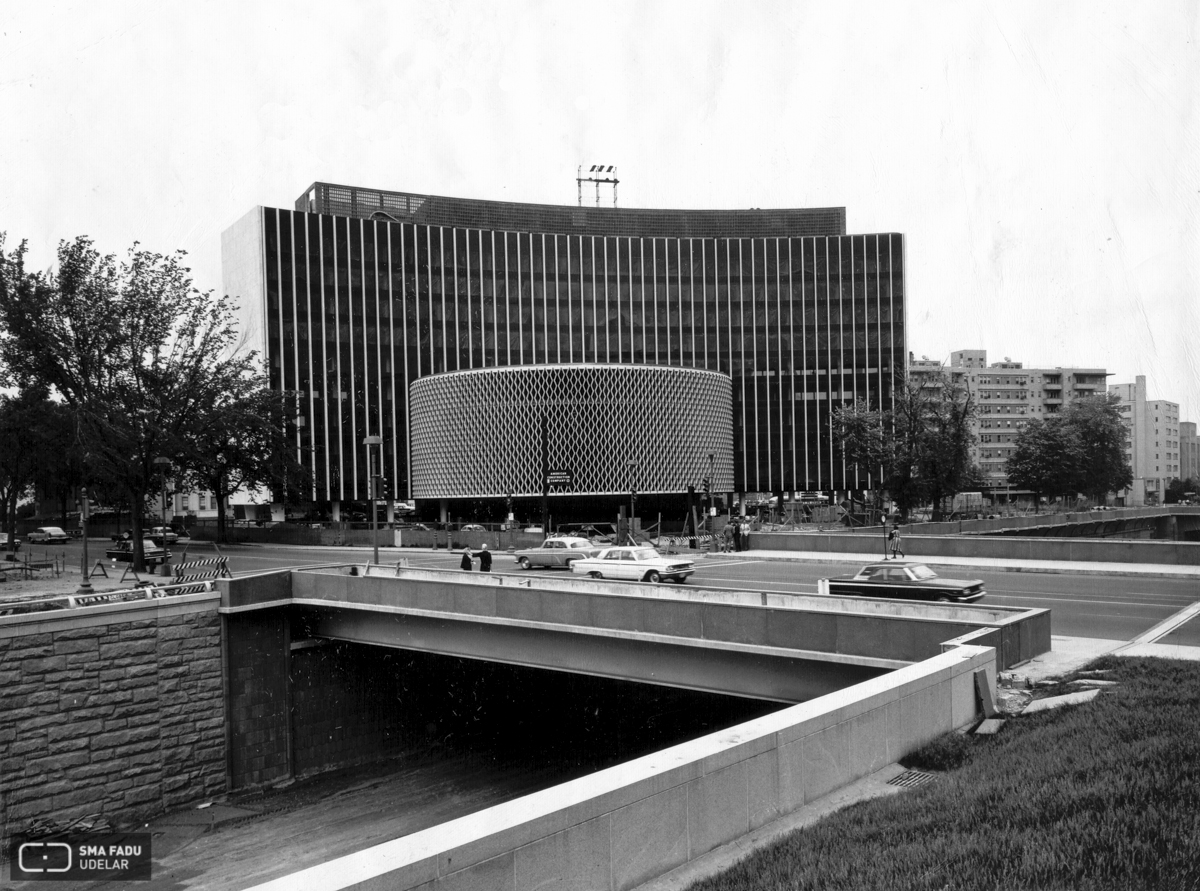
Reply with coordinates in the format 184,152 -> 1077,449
3,1 -> 1197,417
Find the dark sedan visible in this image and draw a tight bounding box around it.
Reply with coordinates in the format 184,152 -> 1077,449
821,562 -> 985,603
105,539 -> 171,568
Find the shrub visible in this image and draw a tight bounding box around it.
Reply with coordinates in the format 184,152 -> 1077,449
900,731 -> 978,772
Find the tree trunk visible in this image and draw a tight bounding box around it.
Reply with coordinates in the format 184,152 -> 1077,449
216,471 -> 227,544
128,485 -> 146,572
4,488 -> 15,548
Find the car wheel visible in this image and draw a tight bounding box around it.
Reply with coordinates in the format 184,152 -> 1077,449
936,595 -> 951,603
645,570 -> 661,583
589,571 -> 603,579
674,577 -> 687,584
518,556 -> 531,570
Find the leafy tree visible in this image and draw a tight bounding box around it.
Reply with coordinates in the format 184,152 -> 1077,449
1059,395 -> 1133,501
30,400 -> 87,525
0,388 -> 56,544
835,369 -> 978,522
1005,419 -> 1084,509
915,372 -> 980,520
1165,477 -> 1200,504
1005,396 -> 1132,507
0,234 -> 263,570
834,398 -> 892,520
178,385 -> 309,544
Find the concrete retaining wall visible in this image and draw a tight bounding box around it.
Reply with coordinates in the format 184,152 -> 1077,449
247,644 -> 994,891
0,593 -> 226,846
754,530 -> 1200,566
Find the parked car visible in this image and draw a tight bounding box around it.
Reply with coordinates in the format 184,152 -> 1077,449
513,536 -> 603,570
105,539 -> 170,568
570,546 -> 695,584
821,562 -> 985,603
27,526 -> 70,544
149,526 -> 179,545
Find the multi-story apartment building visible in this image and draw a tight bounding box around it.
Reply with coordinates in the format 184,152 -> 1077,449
912,350 -> 1108,499
1109,376 -> 1180,506
1182,421 -> 1199,485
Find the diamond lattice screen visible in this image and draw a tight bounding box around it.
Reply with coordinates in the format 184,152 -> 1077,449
410,365 -> 733,498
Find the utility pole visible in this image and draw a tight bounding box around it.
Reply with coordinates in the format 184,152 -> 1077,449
540,415 -> 549,539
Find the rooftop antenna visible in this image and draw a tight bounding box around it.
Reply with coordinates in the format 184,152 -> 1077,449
577,165 -> 619,208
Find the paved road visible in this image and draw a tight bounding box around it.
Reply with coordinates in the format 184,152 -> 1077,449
119,540 -> 1199,644
36,538 -> 1194,643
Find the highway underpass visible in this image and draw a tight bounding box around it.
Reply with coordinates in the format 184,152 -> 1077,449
208,565 -> 1048,890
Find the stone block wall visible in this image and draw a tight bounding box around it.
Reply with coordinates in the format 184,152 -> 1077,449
290,642 -> 408,777
225,609 -> 290,789
0,595 -> 225,845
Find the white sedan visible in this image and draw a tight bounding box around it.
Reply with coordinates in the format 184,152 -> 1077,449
27,526 -> 70,543
570,546 -> 695,584
513,536 -> 603,569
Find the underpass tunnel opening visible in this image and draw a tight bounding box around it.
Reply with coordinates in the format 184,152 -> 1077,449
286,628 -> 782,782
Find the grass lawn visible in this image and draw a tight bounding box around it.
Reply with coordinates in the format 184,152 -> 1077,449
688,656 -> 1200,891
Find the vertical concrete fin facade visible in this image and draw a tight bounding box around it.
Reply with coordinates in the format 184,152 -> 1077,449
220,191 -> 907,506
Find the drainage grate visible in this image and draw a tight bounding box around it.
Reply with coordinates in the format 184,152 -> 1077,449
888,769 -> 936,789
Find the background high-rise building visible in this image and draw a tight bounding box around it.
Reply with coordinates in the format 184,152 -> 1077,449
913,350 -> 1109,500
1181,421 -> 1199,486
222,183 -> 907,519
1109,375 -> 1180,506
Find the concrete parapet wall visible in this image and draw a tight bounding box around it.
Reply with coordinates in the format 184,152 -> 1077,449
0,593 -> 226,846
836,505 -> 1200,538
754,530 -> 1200,566
246,644 -> 994,891
268,568 -> 1046,670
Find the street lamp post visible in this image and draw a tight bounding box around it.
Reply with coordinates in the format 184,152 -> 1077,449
627,462 -> 637,544
700,453 -> 710,537
153,457 -> 172,577
76,487 -> 93,594
363,436 -> 383,564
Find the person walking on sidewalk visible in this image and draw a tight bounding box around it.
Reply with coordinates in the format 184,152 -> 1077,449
721,521 -> 734,553
888,524 -> 904,560
732,521 -> 742,553
460,547 -> 473,571
478,542 -> 492,572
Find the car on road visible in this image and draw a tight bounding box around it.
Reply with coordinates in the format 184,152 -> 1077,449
570,546 -> 695,584
461,524 -> 485,531
27,526 -> 70,544
821,562 -> 985,603
149,526 -> 179,545
105,539 -> 170,568
513,536 -> 603,569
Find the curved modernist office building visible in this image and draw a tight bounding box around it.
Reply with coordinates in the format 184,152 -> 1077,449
221,182 -> 906,515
